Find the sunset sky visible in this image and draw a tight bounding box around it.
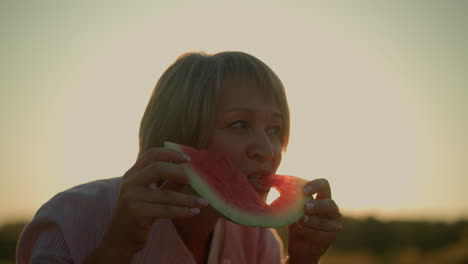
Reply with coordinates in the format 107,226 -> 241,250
1,0 -> 467,225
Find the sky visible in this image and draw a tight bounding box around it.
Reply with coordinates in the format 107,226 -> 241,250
1,0 -> 467,225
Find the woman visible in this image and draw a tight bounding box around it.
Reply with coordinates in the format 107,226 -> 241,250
17,51 -> 341,263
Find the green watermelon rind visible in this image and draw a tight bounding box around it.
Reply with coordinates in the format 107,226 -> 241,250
185,164 -> 308,227
164,142 -> 310,228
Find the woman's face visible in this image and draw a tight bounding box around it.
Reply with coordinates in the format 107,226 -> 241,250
207,81 -> 283,198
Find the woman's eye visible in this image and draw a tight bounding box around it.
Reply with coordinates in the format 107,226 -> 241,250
229,120 -> 248,129
268,125 -> 282,135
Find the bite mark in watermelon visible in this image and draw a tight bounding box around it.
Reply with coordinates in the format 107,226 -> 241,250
164,142 -> 310,228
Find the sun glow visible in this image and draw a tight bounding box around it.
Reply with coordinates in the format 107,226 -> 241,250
1,1 -> 466,225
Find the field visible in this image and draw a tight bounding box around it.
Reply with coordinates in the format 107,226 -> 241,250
275,217 -> 468,264
2,216 -> 468,263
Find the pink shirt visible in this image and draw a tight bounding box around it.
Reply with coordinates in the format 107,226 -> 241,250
17,177 -> 284,263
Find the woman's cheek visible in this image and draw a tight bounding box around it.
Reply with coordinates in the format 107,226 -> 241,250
208,131 -> 245,159
272,139 -> 283,164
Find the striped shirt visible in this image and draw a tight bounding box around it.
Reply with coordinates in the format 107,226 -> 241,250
16,177 -> 283,263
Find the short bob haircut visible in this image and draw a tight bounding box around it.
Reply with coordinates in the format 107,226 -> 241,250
138,51 -> 290,157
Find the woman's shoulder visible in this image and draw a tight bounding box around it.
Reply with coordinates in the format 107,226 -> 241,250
56,176 -> 122,203
17,177 -> 124,263
62,176 -> 122,197
38,176 -> 122,218
26,176 -> 123,230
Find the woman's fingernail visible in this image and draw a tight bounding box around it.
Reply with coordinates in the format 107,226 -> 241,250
306,202 -> 314,212
190,208 -> 200,214
304,186 -> 313,195
180,153 -> 191,161
197,198 -> 209,206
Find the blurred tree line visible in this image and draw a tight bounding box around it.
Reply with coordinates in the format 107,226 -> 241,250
0,221 -> 27,263
1,216 -> 468,263
276,216 -> 468,264
336,216 -> 468,253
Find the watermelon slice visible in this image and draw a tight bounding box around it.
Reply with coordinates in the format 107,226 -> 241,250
164,142 -> 310,228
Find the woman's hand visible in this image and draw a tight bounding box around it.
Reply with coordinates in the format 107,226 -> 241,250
101,148 -> 208,256
287,178 -> 342,264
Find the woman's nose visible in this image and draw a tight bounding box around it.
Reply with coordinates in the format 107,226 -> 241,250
246,131 -> 275,162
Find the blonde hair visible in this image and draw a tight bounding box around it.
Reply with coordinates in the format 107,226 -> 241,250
138,51 -> 290,157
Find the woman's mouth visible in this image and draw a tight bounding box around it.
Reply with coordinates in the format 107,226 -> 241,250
247,171 -> 273,196
248,179 -> 270,195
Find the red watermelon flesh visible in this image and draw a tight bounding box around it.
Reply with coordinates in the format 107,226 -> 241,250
164,142 -> 309,227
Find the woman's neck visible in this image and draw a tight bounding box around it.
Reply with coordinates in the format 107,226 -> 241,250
172,207 -> 220,263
